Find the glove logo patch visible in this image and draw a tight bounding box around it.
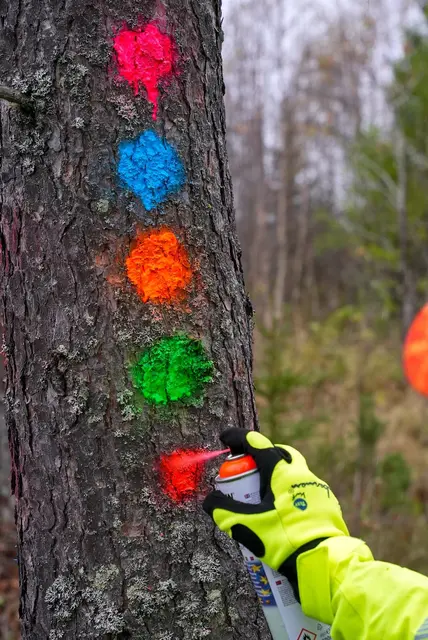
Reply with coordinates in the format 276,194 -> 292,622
292,492 -> 308,511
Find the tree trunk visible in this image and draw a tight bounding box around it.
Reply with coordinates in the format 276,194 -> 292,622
0,1 -> 263,638
272,128 -> 288,322
291,182 -> 310,305
395,131 -> 414,337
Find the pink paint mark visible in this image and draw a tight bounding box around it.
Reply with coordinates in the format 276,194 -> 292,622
113,23 -> 176,120
159,448 -> 229,503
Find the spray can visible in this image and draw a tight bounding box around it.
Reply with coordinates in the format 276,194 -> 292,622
216,453 -> 332,640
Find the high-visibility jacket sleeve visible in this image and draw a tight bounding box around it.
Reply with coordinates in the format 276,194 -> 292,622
297,536 -> 428,640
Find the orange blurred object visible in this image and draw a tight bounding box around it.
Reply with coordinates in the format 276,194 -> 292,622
403,304 -> 428,396
126,228 -> 192,305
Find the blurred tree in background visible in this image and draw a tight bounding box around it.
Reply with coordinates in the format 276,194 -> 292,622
326,4 -> 428,334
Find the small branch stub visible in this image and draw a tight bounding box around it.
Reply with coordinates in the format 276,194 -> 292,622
0,85 -> 33,112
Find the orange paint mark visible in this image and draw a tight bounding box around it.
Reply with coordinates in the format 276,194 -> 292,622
126,228 -> 192,304
403,304 -> 428,396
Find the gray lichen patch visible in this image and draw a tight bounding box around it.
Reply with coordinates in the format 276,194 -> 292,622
64,62 -> 90,98
92,565 -> 120,590
109,94 -> 140,125
92,198 -> 111,214
66,384 -> 90,417
176,591 -> 201,620
169,520 -> 195,559
45,575 -> 81,624
190,550 -> 222,583
82,585 -> 125,634
45,567 -> 126,637
108,495 -> 123,530
228,606 -> 241,624
72,116 -> 86,129
127,576 -> 178,616
117,389 -> 142,422
48,632 -> 65,640
186,626 -> 212,640
153,632 -> 177,640
176,593 -> 215,638
32,68 -> 53,99
206,589 -> 223,615
11,67 -> 53,107
176,607 -> 213,640
174,585 -> 225,635
15,131 -> 45,157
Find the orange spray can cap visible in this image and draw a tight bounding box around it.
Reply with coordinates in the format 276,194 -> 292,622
218,454 -> 257,479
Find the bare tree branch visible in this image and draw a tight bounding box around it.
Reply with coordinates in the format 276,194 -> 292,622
0,85 -> 32,112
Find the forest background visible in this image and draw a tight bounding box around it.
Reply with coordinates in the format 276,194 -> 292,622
2,0 -> 428,636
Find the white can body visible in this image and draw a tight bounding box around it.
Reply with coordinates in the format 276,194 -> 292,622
216,459 -> 332,640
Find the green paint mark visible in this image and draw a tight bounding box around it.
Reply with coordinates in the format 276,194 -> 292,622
131,335 -> 214,405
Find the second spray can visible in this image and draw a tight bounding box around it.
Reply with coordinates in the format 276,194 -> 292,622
216,453 -> 332,640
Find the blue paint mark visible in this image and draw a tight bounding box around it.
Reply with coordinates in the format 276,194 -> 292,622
117,131 -> 186,211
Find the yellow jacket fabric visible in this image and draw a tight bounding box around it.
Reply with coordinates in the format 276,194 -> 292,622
298,536 -> 428,640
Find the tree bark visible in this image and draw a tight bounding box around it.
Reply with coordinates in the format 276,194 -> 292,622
0,1 -> 263,638
0,343 -> 9,509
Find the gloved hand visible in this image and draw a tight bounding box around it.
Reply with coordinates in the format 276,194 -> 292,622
203,428 -> 349,599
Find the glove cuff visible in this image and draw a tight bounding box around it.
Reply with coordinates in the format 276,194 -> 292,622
278,537 -> 328,602
297,536 -> 374,624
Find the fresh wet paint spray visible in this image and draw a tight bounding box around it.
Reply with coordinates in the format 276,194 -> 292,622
216,453 -> 332,640
159,448 -> 229,502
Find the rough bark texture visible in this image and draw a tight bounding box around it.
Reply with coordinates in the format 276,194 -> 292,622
0,1 -> 265,638
0,354 -> 8,502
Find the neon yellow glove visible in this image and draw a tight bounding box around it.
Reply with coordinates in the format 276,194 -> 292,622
203,429 -> 349,598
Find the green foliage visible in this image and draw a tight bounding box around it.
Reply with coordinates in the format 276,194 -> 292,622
255,319 -> 316,443
357,392 -> 385,450
393,23 -> 428,153
378,452 -> 412,510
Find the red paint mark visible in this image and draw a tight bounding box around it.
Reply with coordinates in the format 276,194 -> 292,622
403,303 -> 428,396
113,23 -> 176,120
126,228 -> 192,305
159,448 -> 229,503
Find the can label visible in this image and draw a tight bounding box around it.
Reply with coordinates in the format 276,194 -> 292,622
215,467 -> 260,504
245,557 -> 277,606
